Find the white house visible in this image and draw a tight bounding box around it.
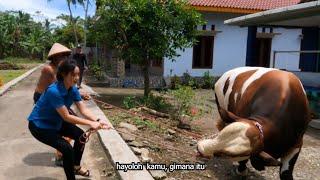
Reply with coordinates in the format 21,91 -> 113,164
163,0 -> 306,77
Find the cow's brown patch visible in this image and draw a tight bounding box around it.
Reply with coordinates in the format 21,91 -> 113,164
228,70 -> 257,113
244,121 -> 264,154
216,118 -> 226,131
223,77 -> 230,95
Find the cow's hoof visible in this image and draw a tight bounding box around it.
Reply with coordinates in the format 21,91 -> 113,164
280,171 -> 293,180
235,167 -> 248,176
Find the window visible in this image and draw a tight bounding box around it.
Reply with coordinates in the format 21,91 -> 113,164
192,36 -> 214,69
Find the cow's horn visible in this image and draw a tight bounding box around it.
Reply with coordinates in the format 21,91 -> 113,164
258,151 -> 281,166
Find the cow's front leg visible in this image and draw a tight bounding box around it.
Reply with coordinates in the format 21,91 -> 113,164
280,147 -> 301,180
236,159 -> 248,176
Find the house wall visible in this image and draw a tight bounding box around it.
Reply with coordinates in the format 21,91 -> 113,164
164,13 -> 248,77
163,12 -> 303,77
267,27 -> 302,71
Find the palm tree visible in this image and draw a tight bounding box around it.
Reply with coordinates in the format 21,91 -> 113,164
48,0 -> 84,45
82,0 -> 90,49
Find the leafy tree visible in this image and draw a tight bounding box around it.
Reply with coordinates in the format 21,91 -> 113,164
96,0 -> 204,96
54,14 -> 84,48
0,11 -> 54,59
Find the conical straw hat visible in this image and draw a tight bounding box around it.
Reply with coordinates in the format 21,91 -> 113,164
48,43 -> 71,59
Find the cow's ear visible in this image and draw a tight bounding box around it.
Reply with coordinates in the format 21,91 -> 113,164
258,151 -> 281,166
218,108 -> 242,123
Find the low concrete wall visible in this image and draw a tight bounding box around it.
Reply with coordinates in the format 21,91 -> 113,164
309,119 -> 320,129
76,85 -> 154,180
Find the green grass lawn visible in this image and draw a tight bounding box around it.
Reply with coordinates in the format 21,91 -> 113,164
0,70 -> 28,83
1,57 -> 43,69
2,57 -> 43,64
0,57 -> 44,85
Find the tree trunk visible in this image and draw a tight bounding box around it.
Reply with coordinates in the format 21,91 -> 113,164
67,1 -> 78,45
143,60 -> 151,96
83,0 -> 89,49
0,46 -> 3,59
83,0 -> 89,61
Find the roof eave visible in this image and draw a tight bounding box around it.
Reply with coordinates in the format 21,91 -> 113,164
224,1 -> 320,27
192,5 -> 262,14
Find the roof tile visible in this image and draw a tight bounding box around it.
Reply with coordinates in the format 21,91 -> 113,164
188,0 -> 302,10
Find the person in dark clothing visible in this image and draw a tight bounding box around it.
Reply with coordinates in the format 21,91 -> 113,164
73,44 -> 88,88
28,60 -> 110,180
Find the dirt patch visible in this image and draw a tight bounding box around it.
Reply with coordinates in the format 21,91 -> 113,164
85,133 -> 120,180
90,86 -> 320,180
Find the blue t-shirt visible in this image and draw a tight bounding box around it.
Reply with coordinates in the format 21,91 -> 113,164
28,81 -> 82,130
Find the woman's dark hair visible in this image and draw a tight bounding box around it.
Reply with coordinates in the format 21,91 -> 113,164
57,60 -> 77,81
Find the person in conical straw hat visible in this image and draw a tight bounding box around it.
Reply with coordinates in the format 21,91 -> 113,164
34,43 -> 72,103
33,43 -> 72,166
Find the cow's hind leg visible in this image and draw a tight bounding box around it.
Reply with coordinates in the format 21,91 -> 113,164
236,159 -> 248,176
280,147 -> 301,180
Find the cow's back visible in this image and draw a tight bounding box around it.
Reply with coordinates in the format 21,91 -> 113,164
214,67 -> 310,157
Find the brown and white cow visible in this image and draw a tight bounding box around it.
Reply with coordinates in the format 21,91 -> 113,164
197,67 -> 311,180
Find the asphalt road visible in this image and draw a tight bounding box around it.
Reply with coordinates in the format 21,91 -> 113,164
0,69 -> 118,180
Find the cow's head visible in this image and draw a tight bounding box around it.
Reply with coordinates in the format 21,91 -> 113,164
196,108 -> 281,166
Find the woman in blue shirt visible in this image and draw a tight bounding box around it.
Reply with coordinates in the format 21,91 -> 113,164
28,60 -> 109,180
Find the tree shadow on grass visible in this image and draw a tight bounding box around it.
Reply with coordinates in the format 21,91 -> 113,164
23,152 -> 55,167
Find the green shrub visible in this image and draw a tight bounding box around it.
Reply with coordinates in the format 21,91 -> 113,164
132,117 -> 158,131
181,72 -> 200,89
182,72 -> 192,85
123,96 -> 138,109
202,71 -> 214,89
140,94 -> 171,112
89,63 -> 104,80
170,75 -> 181,89
169,85 -> 195,117
123,94 -> 171,113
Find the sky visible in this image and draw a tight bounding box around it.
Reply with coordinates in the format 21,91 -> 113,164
0,0 -> 96,24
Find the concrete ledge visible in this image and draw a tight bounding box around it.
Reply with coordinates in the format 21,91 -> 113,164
80,85 -> 154,180
0,64 -> 44,96
81,83 -> 99,96
309,119 -> 320,129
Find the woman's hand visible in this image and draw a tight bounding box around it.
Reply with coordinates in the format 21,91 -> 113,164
99,120 -> 111,129
89,121 -> 101,130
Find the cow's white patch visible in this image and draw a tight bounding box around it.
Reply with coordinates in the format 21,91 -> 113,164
234,92 -> 238,104
280,148 -> 300,173
197,122 -> 252,159
297,79 -> 306,95
241,68 -> 278,96
215,67 -> 260,110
